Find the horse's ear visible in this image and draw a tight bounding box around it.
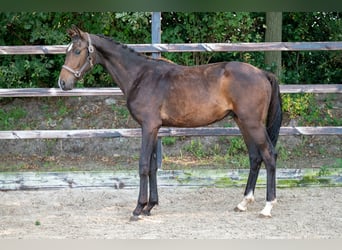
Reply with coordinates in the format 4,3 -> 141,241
67,25 -> 83,40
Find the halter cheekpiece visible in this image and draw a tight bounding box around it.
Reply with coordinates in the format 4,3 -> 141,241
62,33 -> 94,78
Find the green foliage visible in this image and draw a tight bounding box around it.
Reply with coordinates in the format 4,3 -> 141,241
224,137 -> 249,168
0,12 -> 341,90
215,176 -> 234,187
226,137 -> 247,156
276,142 -> 289,162
183,139 -> 207,159
162,137 -> 177,146
318,166 -> 332,177
282,12 -> 342,84
57,99 -> 69,117
333,159 -> 342,168
282,93 -> 314,119
0,12 -> 151,88
161,12 -> 265,66
111,105 -> 130,125
0,107 -> 27,130
282,93 -> 342,126
112,106 -> 129,119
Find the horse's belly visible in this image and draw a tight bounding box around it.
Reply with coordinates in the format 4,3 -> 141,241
161,107 -> 230,127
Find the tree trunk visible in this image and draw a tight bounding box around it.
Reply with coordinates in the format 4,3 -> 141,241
265,12 -> 282,79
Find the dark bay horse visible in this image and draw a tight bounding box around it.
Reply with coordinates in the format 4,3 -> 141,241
58,26 -> 282,218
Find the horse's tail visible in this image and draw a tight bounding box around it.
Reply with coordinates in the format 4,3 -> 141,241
264,71 -> 282,147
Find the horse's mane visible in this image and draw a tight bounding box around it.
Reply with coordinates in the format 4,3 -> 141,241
95,34 -> 175,65
96,34 -> 136,54
156,57 -> 176,64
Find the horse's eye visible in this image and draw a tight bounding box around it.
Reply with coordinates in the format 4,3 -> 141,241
74,49 -> 81,55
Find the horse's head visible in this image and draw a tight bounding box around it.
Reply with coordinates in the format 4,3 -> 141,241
58,25 -> 95,90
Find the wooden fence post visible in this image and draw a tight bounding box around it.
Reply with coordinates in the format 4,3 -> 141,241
265,12 -> 283,79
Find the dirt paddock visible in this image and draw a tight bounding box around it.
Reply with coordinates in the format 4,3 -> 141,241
1,186 -> 342,239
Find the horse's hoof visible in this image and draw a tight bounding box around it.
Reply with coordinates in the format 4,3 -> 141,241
258,213 -> 272,219
259,200 -> 276,218
143,211 -> 151,216
142,210 -> 151,216
234,205 -> 247,212
234,207 -> 240,212
129,215 -> 143,221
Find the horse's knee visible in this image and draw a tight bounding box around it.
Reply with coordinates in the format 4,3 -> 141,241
266,161 -> 276,173
139,164 -> 150,176
250,155 -> 262,168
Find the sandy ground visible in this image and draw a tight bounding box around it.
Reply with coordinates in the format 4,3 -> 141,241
1,186 -> 342,239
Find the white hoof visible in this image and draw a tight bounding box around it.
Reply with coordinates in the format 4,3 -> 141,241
235,192 -> 255,212
236,203 -> 248,212
259,199 -> 277,218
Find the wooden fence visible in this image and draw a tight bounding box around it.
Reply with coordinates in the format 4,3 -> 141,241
1,42 -> 342,141
1,41 -> 342,55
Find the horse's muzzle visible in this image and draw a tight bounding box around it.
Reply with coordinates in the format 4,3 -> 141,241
58,78 -> 73,91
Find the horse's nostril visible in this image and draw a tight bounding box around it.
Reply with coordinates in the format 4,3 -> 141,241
58,78 -> 65,89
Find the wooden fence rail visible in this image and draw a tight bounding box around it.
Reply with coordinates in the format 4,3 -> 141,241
1,41 -> 341,140
0,126 -> 341,140
1,85 -> 341,139
0,83 -> 341,139
1,42 -> 342,55
0,84 -> 341,97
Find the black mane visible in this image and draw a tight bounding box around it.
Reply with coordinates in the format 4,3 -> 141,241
95,34 -> 174,64
96,34 -> 136,54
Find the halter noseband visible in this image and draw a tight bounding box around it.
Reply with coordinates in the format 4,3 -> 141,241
62,33 -> 95,78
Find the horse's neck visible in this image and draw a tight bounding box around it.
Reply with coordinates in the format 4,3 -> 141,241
93,35 -> 150,95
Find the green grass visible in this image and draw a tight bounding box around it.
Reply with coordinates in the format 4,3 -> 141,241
226,137 -> 247,156
162,137 -> 177,146
111,105 -> 130,120
181,136 -> 249,167
0,107 -> 27,130
183,139 -> 207,159
214,176 -> 234,187
57,99 -> 69,117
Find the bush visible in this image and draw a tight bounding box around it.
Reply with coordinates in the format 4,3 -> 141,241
0,12 -> 341,88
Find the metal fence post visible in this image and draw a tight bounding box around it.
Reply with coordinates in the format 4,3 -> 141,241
151,12 -> 163,169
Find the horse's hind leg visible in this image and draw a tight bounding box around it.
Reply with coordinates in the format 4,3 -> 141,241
235,144 -> 262,212
234,120 -> 277,217
258,138 -> 277,217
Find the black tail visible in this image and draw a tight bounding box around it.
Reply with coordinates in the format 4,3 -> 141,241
264,71 -> 282,147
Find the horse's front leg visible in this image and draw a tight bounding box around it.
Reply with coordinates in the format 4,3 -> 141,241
132,125 -> 159,218
142,139 -> 159,216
